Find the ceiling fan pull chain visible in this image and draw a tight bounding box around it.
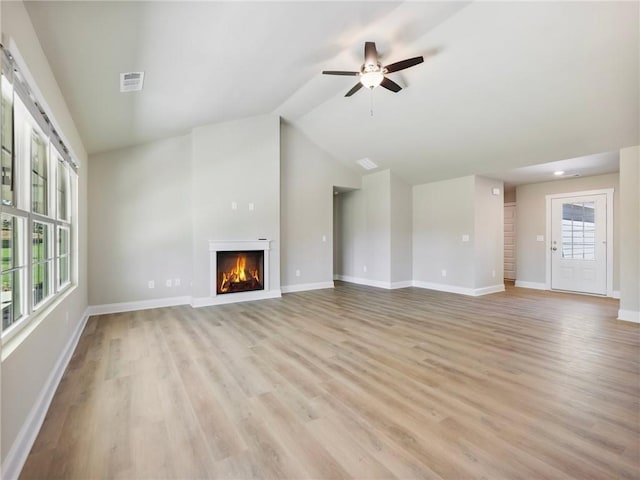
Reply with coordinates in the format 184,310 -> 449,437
370,89 -> 374,117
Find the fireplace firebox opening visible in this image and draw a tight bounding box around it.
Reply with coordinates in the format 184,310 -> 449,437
216,250 -> 264,294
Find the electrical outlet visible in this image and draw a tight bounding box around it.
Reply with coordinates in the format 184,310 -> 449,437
441,269 -> 447,277
492,270 -> 496,278
536,235 -> 544,242
231,201 -> 237,210
462,234 -> 470,242
322,235 -> 327,242
148,280 -> 155,289
166,279 -> 172,287
295,269 -> 301,277
249,202 -> 254,211
174,278 -> 181,286
363,265 -> 367,273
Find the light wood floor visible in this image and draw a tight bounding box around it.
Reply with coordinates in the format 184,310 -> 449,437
20,282 -> 639,479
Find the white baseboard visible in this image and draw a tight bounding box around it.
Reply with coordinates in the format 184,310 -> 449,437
191,289 -> 282,308
1,309 -> 90,480
412,281 -> 474,296
612,290 -> 621,299
335,275 -> 411,290
86,296 -> 191,316
282,282 -> 334,293
618,309 -> 640,323
514,280 -> 547,290
413,281 -> 504,297
473,284 -> 506,296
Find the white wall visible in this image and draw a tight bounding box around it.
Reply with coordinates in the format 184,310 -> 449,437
413,175 -> 504,294
390,172 -> 413,284
280,122 -> 360,290
515,173 -> 620,290
474,176 -> 504,288
88,114 -> 281,304
413,176 -> 476,288
618,146 -> 639,321
191,114 -> 280,299
89,135 -> 192,304
1,0 -> 89,474
336,169 -> 412,288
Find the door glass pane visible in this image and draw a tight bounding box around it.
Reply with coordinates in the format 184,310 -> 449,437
562,201 -> 596,260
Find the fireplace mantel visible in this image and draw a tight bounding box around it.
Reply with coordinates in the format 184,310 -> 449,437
193,239 -> 280,307
209,239 -> 271,253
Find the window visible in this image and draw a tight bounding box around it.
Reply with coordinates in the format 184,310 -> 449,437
57,226 -> 70,287
1,46 -> 78,339
2,214 -> 26,330
57,159 -> 69,221
31,129 -> 48,216
562,202 -> 596,260
1,73 -> 13,206
32,221 -> 52,307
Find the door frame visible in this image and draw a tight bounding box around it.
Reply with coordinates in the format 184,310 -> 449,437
545,188 -> 614,297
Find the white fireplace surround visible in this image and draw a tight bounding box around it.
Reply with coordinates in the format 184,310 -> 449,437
195,239 -> 281,307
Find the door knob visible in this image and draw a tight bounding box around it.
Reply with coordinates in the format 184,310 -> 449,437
551,247 -> 557,251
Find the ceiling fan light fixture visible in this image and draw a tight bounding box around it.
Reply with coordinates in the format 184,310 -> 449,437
360,71 -> 384,89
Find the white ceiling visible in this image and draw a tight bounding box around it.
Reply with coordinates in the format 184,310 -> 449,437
23,1 -> 640,186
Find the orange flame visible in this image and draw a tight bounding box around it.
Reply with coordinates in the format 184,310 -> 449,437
219,255 -> 260,292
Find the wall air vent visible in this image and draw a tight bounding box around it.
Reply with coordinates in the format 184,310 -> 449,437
120,72 -> 144,92
356,157 -> 378,170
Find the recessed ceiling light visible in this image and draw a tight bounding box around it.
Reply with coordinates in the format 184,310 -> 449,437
553,170 -> 565,176
356,157 -> 378,170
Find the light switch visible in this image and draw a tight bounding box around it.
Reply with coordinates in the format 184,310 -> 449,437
231,201 -> 237,210
536,235 -> 544,242
249,202 -> 254,211
462,234 -> 470,242
322,235 -> 327,242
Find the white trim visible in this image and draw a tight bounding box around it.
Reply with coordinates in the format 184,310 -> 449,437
334,276 -> 412,290
334,275 -> 394,290
612,290 -> 621,299
515,280 -> 547,290
191,289 -> 282,308
474,284 -> 506,296
282,282 -> 334,293
617,309 -> 640,323
1,309 -> 90,480
209,239 -> 271,298
86,296 -> 191,316
504,202 -> 516,207
413,281 -> 504,296
545,188 -> 614,296
208,239 -> 271,252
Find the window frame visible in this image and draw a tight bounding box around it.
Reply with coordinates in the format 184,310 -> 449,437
0,52 -> 78,342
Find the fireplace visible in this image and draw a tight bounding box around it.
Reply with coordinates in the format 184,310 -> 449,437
216,250 -> 264,294
200,239 -> 278,307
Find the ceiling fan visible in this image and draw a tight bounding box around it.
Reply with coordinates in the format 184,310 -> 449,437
323,41 -> 424,97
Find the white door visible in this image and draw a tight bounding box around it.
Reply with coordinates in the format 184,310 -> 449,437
550,194 -> 607,295
504,204 -> 516,280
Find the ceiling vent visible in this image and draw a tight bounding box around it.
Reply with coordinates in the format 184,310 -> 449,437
120,72 -> 144,92
356,157 -> 378,170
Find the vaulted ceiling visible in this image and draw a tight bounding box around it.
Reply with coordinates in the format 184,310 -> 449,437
23,1 -> 639,185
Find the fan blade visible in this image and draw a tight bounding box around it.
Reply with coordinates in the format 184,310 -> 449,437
345,82 -> 363,97
384,56 -> 424,73
380,77 -> 402,93
364,41 -> 378,63
322,70 -> 359,76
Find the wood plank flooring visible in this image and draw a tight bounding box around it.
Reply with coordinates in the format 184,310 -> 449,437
19,282 -> 640,479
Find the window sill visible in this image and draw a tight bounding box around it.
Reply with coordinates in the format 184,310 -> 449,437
1,283 -> 78,361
